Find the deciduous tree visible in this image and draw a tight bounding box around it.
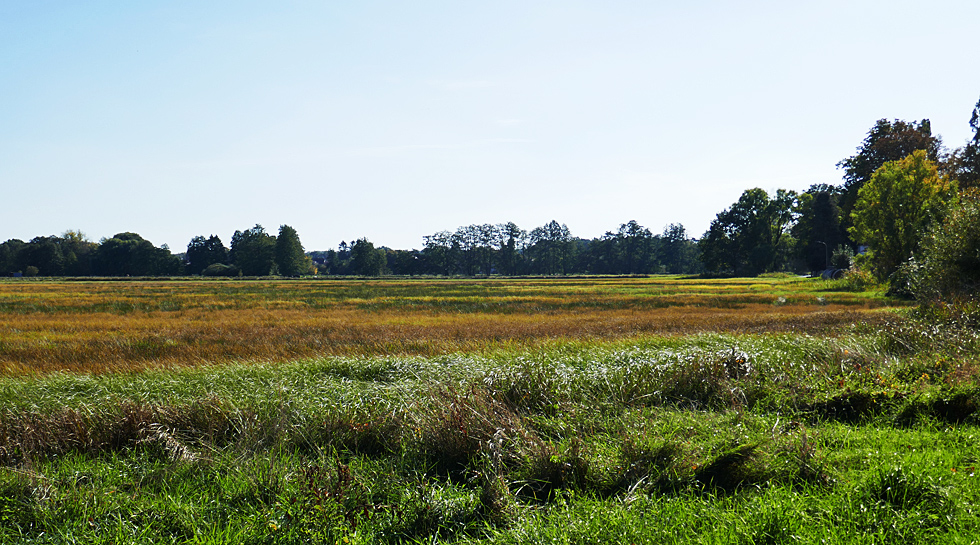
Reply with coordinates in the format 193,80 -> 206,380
497,222 -> 526,276
22,236 -> 65,276
838,119 -> 943,240
791,185 -> 846,273
850,150 -> 958,281
699,188 -> 796,276
94,233 -> 182,276
660,223 -> 700,274
594,220 -> 657,274
231,225 -> 276,276
274,225 -> 307,277
0,239 -> 26,275
59,230 -> 97,276
906,190 -> 980,303
349,238 -> 385,276
527,221 -> 574,275
185,235 -> 228,275
422,231 -> 457,276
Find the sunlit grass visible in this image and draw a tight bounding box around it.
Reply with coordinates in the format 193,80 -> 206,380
0,327 -> 977,543
0,275 -> 976,543
0,277 -> 900,375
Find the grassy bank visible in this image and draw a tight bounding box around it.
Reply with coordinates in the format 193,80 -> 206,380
1,319 -> 978,543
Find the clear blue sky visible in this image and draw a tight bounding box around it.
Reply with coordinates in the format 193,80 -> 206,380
3,1 -> 979,251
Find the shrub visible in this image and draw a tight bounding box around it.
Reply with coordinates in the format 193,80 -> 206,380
907,191 -> 980,305
824,269 -> 880,292
831,245 -> 854,269
201,263 -> 240,277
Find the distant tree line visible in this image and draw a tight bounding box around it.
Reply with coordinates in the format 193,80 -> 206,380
3,218 -> 701,278
180,224 -> 313,277
698,95 -> 980,283
0,225 -> 311,278
308,220 -> 702,277
0,231 -> 181,277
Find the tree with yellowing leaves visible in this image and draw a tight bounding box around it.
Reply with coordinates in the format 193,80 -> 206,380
849,150 -> 958,281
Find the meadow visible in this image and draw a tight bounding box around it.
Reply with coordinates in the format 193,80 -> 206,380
0,276 -> 978,544
0,276 -> 894,375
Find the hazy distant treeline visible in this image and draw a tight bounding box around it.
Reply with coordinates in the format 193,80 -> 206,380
0,220 -> 702,278
311,220 -> 702,277
0,225 -> 311,278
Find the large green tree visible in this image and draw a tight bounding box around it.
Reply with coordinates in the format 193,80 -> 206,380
582,220 -> 659,275
14,232 -> 97,276
849,150 -> 958,281
699,188 -> 796,276
22,236 -> 66,276
274,225 -> 307,277
422,223 -> 526,276
659,223 -> 700,275
444,224 -> 507,276
838,119 -> 943,241
59,230 -> 97,276
527,221 -> 574,275
385,249 -> 424,276
791,184 -> 846,273
185,235 -> 229,275
497,222 -> 526,276
0,239 -> 26,275
349,238 -> 385,276
422,231 -> 458,276
231,225 -> 277,276
607,220 -> 656,274
94,233 -> 182,276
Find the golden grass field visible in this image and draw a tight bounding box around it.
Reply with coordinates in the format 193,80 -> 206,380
0,276 -> 900,375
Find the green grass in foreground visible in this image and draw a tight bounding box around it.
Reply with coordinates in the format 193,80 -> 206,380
0,321 -> 978,543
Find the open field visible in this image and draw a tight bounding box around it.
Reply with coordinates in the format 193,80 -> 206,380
1,276 -> 978,543
0,276 -> 898,375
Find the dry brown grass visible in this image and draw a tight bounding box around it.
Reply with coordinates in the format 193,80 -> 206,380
0,277 -> 900,375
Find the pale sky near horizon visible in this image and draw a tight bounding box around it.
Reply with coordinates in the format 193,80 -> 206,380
3,1 -> 979,252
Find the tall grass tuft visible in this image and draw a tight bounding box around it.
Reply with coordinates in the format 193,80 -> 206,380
693,443 -> 762,493
0,397 -> 241,464
413,385 -> 534,475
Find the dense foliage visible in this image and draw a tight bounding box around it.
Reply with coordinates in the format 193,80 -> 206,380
308,221 -> 703,277
184,235 -> 228,275
947,97 -> 980,190
836,118 -> 944,236
274,225 -> 309,277
849,150 -> 958,281
791,185 -> 847,272
906,190 -> 980,305
698,188 -> 795,276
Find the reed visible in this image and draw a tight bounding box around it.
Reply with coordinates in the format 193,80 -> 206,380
0,277 -> 899,375
0,326 -> 976,543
